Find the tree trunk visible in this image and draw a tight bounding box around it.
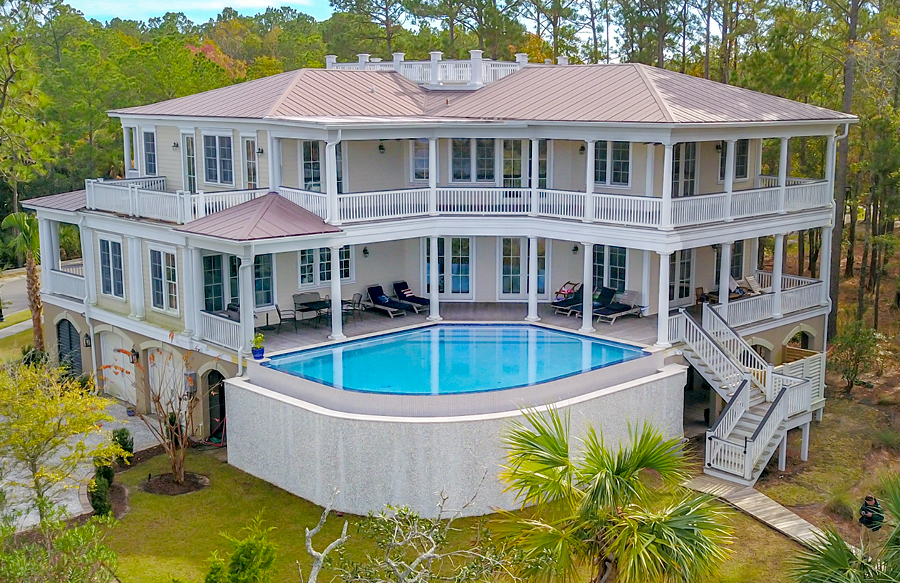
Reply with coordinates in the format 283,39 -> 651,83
873,243 -> 882,331
798,230 -> 805,276
856,234 -> 869,321
845,195 -> 857,277
25,255 -> 44,352
704,0 -> 711,79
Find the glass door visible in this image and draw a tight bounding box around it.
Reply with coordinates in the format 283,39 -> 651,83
669,250 -> 693,306
425,237 -> 472,299
182,134 -> 197,193
672,142 -> 697,197
243,137 -> 258,189
499,237 -> 548,300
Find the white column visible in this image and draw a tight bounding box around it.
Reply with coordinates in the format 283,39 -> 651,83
526,236 -> 540,321
583,140 -> 595,223
428,236 -> 442,321
773,233 -> 785,318
660,144 -> 674,230
429,51 -> 442,85
238,255 -> 255,353
825,133 -> 837,193
641,249 -> 651,315
645,144 -> 656,197
181,247 -> 195,336
750,237 -> 760,272
80,225 -> 97,305
778,434 -> 788,471
357,53 -> 370,65
122,127 -> 132,173
580,242 -> 594,333
329,245 -> 344,340
192,247 -> 204,339
37,219 -> 54,273
656,252 -> 672,347
718,241 -> 732,320
325,55 -> 337,69
724,139 -> 736,222
128,236 -> 145,320
820,225 -> 832,305
470,49 -> 483,86
392,52 -> 405,73
801,422 -> 811,461
326,141 -> 340,225
515,53 -> 529,69
428,138 -> 438,215
529,138 -> 539,216
778,137 -> 789,214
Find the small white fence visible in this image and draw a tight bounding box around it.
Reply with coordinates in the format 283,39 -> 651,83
46,269 -> 85,300
339,188 -> 430,223
199,312 -> 241,351
437,187 -> 530,214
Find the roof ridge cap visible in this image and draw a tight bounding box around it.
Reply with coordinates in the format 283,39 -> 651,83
632,63 -> 675,123
241,193 -> 278,238
266,69 -> 307,118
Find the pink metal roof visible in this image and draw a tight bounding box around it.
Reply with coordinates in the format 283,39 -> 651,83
21,190 -> 86,212
176,193 -> 341,241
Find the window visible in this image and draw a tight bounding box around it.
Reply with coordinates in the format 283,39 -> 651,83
451,138 -> 495,183
475,138 -> 494,181
229,256 -> 240,302
501,238 -> 522,295
124,128 -> 137,171
243,137 -> 258,189
719,139 -> 750,181
672,142 -> 697,197
499,237 -> 548,298
203,134 -> 234,185
593,141 -> 630,186
451,138 -> 470,182
203,255 -> 224,312
592,245 -> 605,291
99,237 -> 124,299
450,237 -> 470,294
412,139 -> 429,182
669,250 -> 693,303
150,247 -> 178,313
527,139 -> 550,188
502,140 -> 523,187
425,237 -> 471,297
302,141 -> 321,191
254,254 -> 273,308
297,246 -> 353,288
592,245 -> 627,293
183,134 -> 197,193
143,131 -> 157,175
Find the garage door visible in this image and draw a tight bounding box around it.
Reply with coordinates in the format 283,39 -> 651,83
99,332 -> 136,405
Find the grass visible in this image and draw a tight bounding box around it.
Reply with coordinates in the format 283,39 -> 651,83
106,451 -> 798,583
0,309 -> 30,330
0,329 -> 33,362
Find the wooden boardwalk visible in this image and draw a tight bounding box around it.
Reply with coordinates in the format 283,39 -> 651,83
687,475 -> 825,547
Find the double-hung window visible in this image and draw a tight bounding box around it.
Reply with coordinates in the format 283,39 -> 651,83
411,139 -> 429,182
202,255 -> 271,310
298,246 -> 353,288
143,130 -> 157,175
594,141 -> 631,187
242,137 -> 258,189
451,138 -> 495,182
719,139 -> 750,181
99,237 -> 124,299
149,246 -> 178,314
301,141 -> 321,191
203,134 -> 234,185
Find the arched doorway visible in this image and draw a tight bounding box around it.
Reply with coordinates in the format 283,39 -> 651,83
787,331 -> 812,350
57,319 -> 82,376
207,370 -> 226,442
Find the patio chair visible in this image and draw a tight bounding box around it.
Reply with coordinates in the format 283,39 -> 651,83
342,292 -> 364,322
366,285 -> 407,318
552,284 -> 583,314
393,281 -> 430,312
568,286 -> 617,317
744,275 -> 765,295
554,281 -> 579,301
594,290 -> 642,324
275,305 -> 298,331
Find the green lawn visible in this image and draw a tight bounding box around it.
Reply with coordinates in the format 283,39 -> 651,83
0,309 -> 31,330
107,451 -> 798,583
0,328 -> 33,362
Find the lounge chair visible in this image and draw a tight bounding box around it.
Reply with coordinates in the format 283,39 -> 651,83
552,284 -> 583,315
568,286 -> 617,317
744,275 -> 765,295
554,281 -> 579,301
366,285 -> 408,318
392,281 -> 428,313
594,290 -> 642,324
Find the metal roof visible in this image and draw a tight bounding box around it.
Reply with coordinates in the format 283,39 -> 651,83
176,192 -> 340,241
21,190 -> 86,212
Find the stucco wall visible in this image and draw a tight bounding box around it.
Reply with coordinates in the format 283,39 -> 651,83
226,363 -> 686,517
744,314 -> 826,365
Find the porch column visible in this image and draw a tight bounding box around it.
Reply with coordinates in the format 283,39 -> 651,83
79,225 -> 97,305
778,137 -> 789,214
718,241 -> 732,320
270,137 -> 282,189
825,132 -> 837,193
723,139 -> 736,222
772,233 -> 785,318
778,435 -> 787,471
526,236 -> 540,321
645,144 -> 656,197
820,224 -> 832,306
329,245 -> 345,340
122,127 -> 133,173
801,421 -> 811,461
641,249 -> 651,316
191,247 -> 204,340
750,237 -> 760,271
238,255 -> 255,355
37,219 -> 55,272
529,138 -> 539,216
656,252 -> 672,348
660,144 -> 674,230
127,236 -> 145,320
583,140 -> 595,223
326,141 -> 340,225
428,236 -> 442,321
181,247 -> 195,336
428,138 -> 438,215
580,242 -> 594,332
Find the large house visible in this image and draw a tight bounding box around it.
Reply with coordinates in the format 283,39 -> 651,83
26,51 -> 854,516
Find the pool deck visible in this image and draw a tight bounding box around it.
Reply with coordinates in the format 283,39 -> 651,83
262,302 -> 658,353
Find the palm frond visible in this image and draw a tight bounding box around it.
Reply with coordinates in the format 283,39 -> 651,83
492,510 -> 587,583
2,212 -> 39,261
790,526 -> 879,583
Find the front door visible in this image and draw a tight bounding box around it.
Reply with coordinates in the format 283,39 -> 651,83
672,142 -> 697,197
669,250 -> 694,307
99,332 -> 136,405
207,370 -> 226,440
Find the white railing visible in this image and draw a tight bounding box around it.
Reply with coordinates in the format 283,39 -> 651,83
400,62 -> 431,83
137,188 -> 182,222
199,312 -> 241,351
668,312 -> 686,343
707,437 -> 748,477
59,263 -> 84,276
46,269 -> 85,299
190,188 -> 270,220
758,175 -> 820,188
538,189 -> 583,219
438,61 -> 472,83
86,180 -> 133,215
338,188 -> 430,223
702,304 -> 773,397
781,281 -> 824,313
483,61 -> 519,82
681,311 -> 746,395
706,379 -> 751,475
278,186 -> 328,219
333,59 -> 521,86
780,352 -> 826,404
743,377 -> 810,479
437,187 -> 530,214
709,379 -> 750,441
715,293 -> 774,328
730,187 -> 780,219
595,192 -> 661,226
670,193 -> 728,226
107,176 -> 167,191
784,182 -> 832,210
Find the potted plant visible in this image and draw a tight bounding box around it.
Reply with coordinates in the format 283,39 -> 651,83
251,332 -> 265,360
126,405 -> 136,417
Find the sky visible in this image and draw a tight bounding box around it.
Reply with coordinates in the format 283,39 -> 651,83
66,1 -> 334,24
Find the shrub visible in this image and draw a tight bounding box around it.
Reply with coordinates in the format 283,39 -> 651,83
89,476 -> 112,517
20,346 -> 47,365
872,428 -> 900,452
824,490 -> 856,521
830,319 -> 878,393
94,458 -> 114,485
112,428 -> 133,465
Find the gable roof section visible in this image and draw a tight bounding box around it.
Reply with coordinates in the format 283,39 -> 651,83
176,192 -> 340,241
21,190 -> 86,212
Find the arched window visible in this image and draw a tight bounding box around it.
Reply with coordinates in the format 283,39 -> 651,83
788,331 -> 812,350
57,319 -> 82,376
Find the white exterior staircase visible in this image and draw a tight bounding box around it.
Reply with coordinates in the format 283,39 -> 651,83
678,304 -> 813,485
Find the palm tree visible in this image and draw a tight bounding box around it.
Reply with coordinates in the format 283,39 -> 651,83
791,475 -> 900,583
2,212 -> 43,351
498,409 -> 732,583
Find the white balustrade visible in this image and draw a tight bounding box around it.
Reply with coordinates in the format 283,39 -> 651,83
137,188 -> 182,222
784,181 -> 831,210
190,188 -> 270,220
107,176 -> 167,191
437,187 -> 530,214
594,192 -> 661,226
781,281 -> 823,314
667,312 -> 685,343
707,437 -> 748,476
702,304 -> 772,396
670,193 -> 729,226
59,263 -> 84,277
438,61 -> 472,83
681,313 -> 746,394
338,188 -> 430,222
780,352 -> 825,403
482,61 -> 519,82
87,180 -> 132,215
47,269 -> 85,299
278,186 -> 328,219
538,189 -> 584,219
400,62 -> 431,83
730,187 -> 779,219
199,312 -> 241,350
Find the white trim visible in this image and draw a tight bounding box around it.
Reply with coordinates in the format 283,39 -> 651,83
447,138 -> 498,184
200,127 -> 235,137
717,138 -> 751,184
299,140 -> 323,192
409,139 -> 430,183
201,132 -> 236,186
296,245 -> 356,290
147,242 -> 180,316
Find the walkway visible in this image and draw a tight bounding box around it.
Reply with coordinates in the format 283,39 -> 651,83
686,474 -> 825,547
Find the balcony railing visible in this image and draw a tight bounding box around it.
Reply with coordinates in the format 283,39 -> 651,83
45,269 -> 85,300
709,270 -> 824,328
330,57 -> 522,86
199,312 -> 241,351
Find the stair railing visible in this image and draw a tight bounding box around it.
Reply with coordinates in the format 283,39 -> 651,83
705,377 -> 751,475
702,303 -> 775,399
680,308 -> 746,396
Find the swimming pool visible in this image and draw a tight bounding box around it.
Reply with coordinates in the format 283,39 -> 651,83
263,324 -> 647,395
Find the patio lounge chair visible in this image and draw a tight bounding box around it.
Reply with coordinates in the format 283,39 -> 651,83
366,286 -> 408,318
392,281 -> 428,313
743,275 -> 765,295
567,286 -> 617,317
552,284 -> 583,314
594,290 -> 642,324
554,281 -> 579,301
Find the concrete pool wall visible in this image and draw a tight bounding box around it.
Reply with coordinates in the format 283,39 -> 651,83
226,362 -> 687,517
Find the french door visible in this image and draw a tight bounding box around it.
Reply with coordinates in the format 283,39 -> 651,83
669,249 -> 694,306
425,237 -> 472,299
672,142 -> 697,197
182,134 -> 197,193
499,237 -> 548,300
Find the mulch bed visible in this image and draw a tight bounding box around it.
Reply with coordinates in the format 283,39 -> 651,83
140,472 -> 210,496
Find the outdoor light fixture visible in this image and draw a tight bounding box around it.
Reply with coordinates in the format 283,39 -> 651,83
129,348 -> 140,364
171,142 -> 179,151
257,147 -> 264,156
362,247 -> 369,258
572,244 -> 579,255
579,144 -> 585,155
715,143 -> 723,153
378,142 -> 386,154
83,334 -> 91,348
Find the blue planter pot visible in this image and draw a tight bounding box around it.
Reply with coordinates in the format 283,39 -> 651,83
251,347 -> 265,360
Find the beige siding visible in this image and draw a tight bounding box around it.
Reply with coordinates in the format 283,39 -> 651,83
745,314 -> 826,365
94,231 -> 131,316
281,139 -> 299,188
257,130 -> 270,188
155,125 -> 183,191
345,140 -> 406,192
141,240 -> 186,332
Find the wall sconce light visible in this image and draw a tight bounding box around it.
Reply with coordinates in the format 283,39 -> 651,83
362,247 -> 370,258
128,348 -> 140,364
579,144 -> 586,155
83,334 -> 91,348
715,143 -> 723,153
572,244 -> 579,255
378,142 -> 386,154
256,147 -> 264,156
171,142 -> 179,151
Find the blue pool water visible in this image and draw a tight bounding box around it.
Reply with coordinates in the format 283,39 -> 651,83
263,324 -> 647,395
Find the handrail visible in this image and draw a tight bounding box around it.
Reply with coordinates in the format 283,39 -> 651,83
702,303 -> 773,397
680,308 -> 746,394
750,387 -> 786,443
708,378 -> 750,435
